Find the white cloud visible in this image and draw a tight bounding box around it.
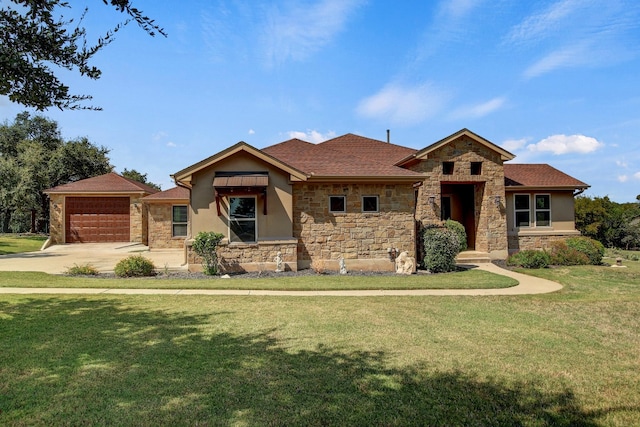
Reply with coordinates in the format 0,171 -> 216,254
635,172 -> 640,180
262,0 -> 364,66
450,96 -> 506,120
523,42 -> 592,78
438,0 -> 482,20
618,175 -> 629,183
526,134 -> 604,155
153,131 -> 169,141
356,82 -> 450,125
286,130 -> 336,143
505,0 -> 579,45
501,138 -> 529,152
248,129 -> 255,135
616,160 -> 629,168
166,141 -> 177,148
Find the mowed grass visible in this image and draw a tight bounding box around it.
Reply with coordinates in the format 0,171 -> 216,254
0,234 -> 47,255
1,259 -> 639,426
0,269 -> 517,290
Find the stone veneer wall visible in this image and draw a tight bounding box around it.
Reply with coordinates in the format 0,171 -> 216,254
48,194 -> 64,244
187,240 -> 298,273
508,231 -> 581,254
147,203 -> 186,249
292,183 -> 415,271
407,136 -> 509,258
129,196 -> 147,244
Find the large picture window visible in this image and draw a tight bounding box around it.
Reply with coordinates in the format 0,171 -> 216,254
514,194 -> 530,227
535,194 -> 551,227
172,205 -> 188,237
229,196 -> 256,243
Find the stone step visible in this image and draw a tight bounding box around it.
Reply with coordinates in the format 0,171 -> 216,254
456,251 -> 492,264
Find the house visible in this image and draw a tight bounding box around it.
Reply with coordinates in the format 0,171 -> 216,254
44,129 -> 589,272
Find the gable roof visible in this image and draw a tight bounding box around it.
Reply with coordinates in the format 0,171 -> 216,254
142,185 -> 189,202
262,134 -> 423,182
396,128 -> 515,166
504,164 -> 589,190
171,141 -> 308,186
44,172 -> 159,194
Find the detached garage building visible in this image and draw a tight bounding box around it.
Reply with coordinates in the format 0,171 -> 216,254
44,173 -> 158,244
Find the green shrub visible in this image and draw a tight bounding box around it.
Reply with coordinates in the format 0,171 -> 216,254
507,250 -> 550,269
423,225 -> 461,273
65,263 -> 99,276
566,236 -> 604,265
548,241 -> 590,266
114,255 -> 156,277
445,219 -> 467,253
192,231 -> 225,275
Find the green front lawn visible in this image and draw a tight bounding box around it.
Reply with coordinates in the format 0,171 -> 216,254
1,261 -> 639,426
0,269 -> 517,290
0,233 -> 47,255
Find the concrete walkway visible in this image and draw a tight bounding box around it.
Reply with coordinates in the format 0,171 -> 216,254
0,258 -> 563,296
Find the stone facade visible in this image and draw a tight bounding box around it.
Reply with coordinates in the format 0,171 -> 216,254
130,196 -> 147,244
147,203 -> 187,249
48,194 -> 64,245
408,135 -> 509,259
508,231 -> 581,254
187,239 -> 298,273
292,183 -> 415,271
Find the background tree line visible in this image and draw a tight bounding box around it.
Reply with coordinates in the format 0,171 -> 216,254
575,195 -> 640,250
0,112 -> 158,233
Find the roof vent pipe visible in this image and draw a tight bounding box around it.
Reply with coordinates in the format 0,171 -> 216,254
387,129 -> 390,143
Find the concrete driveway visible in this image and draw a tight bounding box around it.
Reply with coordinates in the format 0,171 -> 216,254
0,243 -> 187,274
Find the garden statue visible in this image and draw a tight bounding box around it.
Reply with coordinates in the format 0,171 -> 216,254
395,251 -> 415,274
274,251 -> 283,273
339,257 -> 347,275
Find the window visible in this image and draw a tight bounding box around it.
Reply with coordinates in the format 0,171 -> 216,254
229,196 -> 256,243
442,162 -> 454,175
471,162 -> 482,175
535,194 -> 551,227
329,196 -> 346,213
514,194 -> 530,227
362,195 -> 379,213
172,205 -> 188,237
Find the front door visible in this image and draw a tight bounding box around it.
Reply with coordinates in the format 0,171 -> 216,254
440,184 -> 477,250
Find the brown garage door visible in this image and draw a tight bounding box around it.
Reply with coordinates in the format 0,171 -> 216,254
65,197 -> 130,243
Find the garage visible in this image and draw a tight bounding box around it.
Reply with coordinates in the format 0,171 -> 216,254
65,197 -> 130,243
44,172 -> 159,245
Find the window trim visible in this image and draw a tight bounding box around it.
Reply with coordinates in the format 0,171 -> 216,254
534,194 -> 552,227
228,195 -> 257,243
172,205 -> 188,238
361,195 -> 379,213
329,195 -> 346,213
514,194 -> 531,228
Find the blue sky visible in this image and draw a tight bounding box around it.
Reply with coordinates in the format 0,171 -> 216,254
2,0 -> 640,201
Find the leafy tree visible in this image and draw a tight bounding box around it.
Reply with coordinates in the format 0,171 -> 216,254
575,195 -> 640,249
1,0 -> 165,110
121,168 -> 161,191
0,112 -> 112,232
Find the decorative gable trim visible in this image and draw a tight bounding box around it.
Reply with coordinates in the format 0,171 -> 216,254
396,128 -> 516,166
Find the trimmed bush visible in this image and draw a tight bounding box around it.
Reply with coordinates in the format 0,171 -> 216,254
423,225 -> 461,273
507,250 -> 550,269
65,263 -> 99,276
114,255 -> 156,277
192,231 -> 225,275
548,241 -> 590,266
445,219 -> 467,253
566,236 -> 604,265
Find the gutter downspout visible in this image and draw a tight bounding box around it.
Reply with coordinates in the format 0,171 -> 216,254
173,176 -> 192,267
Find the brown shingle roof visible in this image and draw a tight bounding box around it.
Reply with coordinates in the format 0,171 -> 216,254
504,164 -> 589,189
262,134 -> 423,180
44,172 -> 160,194
143,186 -> 189,202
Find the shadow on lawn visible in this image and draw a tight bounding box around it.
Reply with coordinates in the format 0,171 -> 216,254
0,298 -> 605,426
